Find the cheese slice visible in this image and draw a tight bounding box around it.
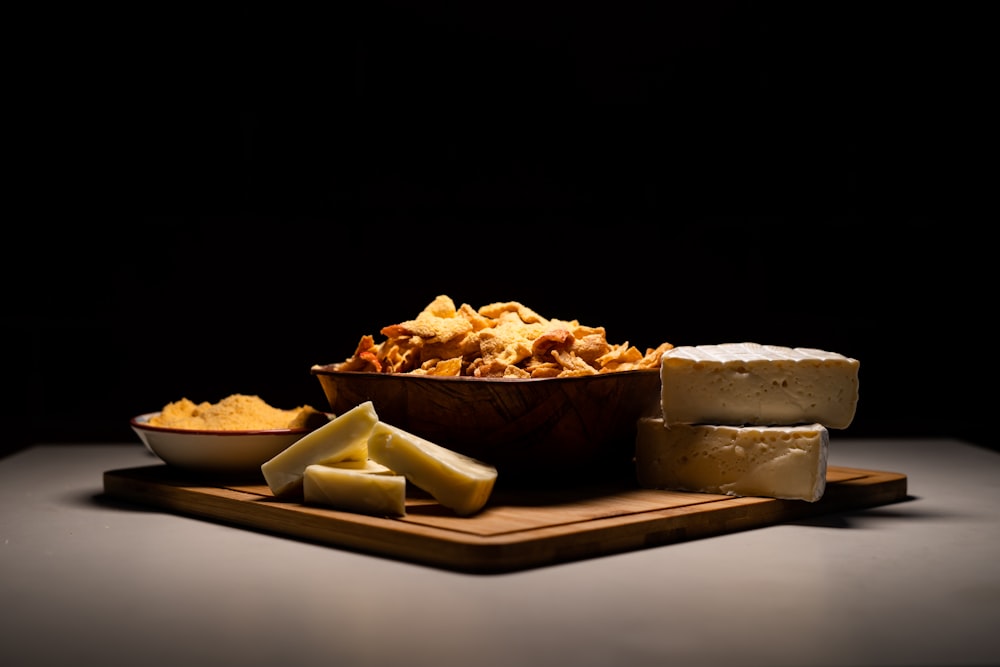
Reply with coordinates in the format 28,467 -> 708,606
635,418 -> 829,501
303,464 -> 406,517
367,421 -> 498,516
660,342 -> 859,429
261,401 -> 379,498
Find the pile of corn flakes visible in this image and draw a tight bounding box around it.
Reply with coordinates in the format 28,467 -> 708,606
331,295 -> 673,379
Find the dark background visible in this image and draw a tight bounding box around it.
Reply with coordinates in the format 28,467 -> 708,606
5,3 -> 993,457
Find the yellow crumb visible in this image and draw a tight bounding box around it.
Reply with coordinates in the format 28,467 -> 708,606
149,394 -> 325,431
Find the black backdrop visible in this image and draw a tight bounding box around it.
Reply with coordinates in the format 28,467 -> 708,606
5,3 -> 993,456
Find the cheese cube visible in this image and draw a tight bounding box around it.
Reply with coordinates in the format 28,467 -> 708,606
303,464 -> 406,517
635,418 -> 829,501
660,342 -> 859,429
261,401 -> 379,498
368,421 -> 498,516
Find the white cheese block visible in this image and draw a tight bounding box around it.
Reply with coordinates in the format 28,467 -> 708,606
635,418 -> 829,502
368,421 -> 498,516
660,342 -> 859,429
261,401 -> 379,498
303,464 -> 406,517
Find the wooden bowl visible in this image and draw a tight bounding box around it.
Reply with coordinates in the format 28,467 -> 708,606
310,366 -> 662,484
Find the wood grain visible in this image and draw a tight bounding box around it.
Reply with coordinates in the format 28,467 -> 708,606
310,369 -> 663,479
103,465 -> 908,573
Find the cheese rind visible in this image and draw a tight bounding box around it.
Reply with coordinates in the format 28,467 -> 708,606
303,464 -> 406,517
635,418 -> 829,502
368,421 -> 498,516
660,342 -> 859,429
261,401 -> 379,497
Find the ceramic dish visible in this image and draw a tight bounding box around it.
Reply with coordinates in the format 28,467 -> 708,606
130,412 -> 325,475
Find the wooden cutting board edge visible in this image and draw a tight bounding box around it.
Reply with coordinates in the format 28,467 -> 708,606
102,465 -> 908,574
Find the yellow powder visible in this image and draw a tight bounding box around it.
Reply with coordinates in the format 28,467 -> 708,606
149,394 -> 326,431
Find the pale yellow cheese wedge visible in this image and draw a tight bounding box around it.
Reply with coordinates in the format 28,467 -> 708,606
660,342 -> 859,429
635,418 -> 829,502
303,464 -> 406,517
261,401 -> 379,497
368,421 -> 498,516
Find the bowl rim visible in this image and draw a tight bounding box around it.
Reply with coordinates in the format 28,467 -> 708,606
129,411 -> 325,436
309,366 -> 660,383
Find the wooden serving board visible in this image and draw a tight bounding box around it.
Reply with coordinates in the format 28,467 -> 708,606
103,465 -> 907,574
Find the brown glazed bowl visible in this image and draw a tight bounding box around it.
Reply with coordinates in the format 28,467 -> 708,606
310,366 -> 662,484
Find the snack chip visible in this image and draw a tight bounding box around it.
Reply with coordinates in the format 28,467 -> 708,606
332,295 -> 673,378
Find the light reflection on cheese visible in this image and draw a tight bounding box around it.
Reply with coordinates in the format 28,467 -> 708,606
635,419 -> 829,502
325,458 -> 394,474
368,421 -> 498,516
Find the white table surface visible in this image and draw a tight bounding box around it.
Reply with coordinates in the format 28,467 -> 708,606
2,438 -> 998,667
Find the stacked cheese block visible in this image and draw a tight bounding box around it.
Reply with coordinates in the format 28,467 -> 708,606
261,401 -> 498,517
635,342 -> 860,502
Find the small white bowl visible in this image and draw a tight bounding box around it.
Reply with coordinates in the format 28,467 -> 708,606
130,412 -> 325,475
